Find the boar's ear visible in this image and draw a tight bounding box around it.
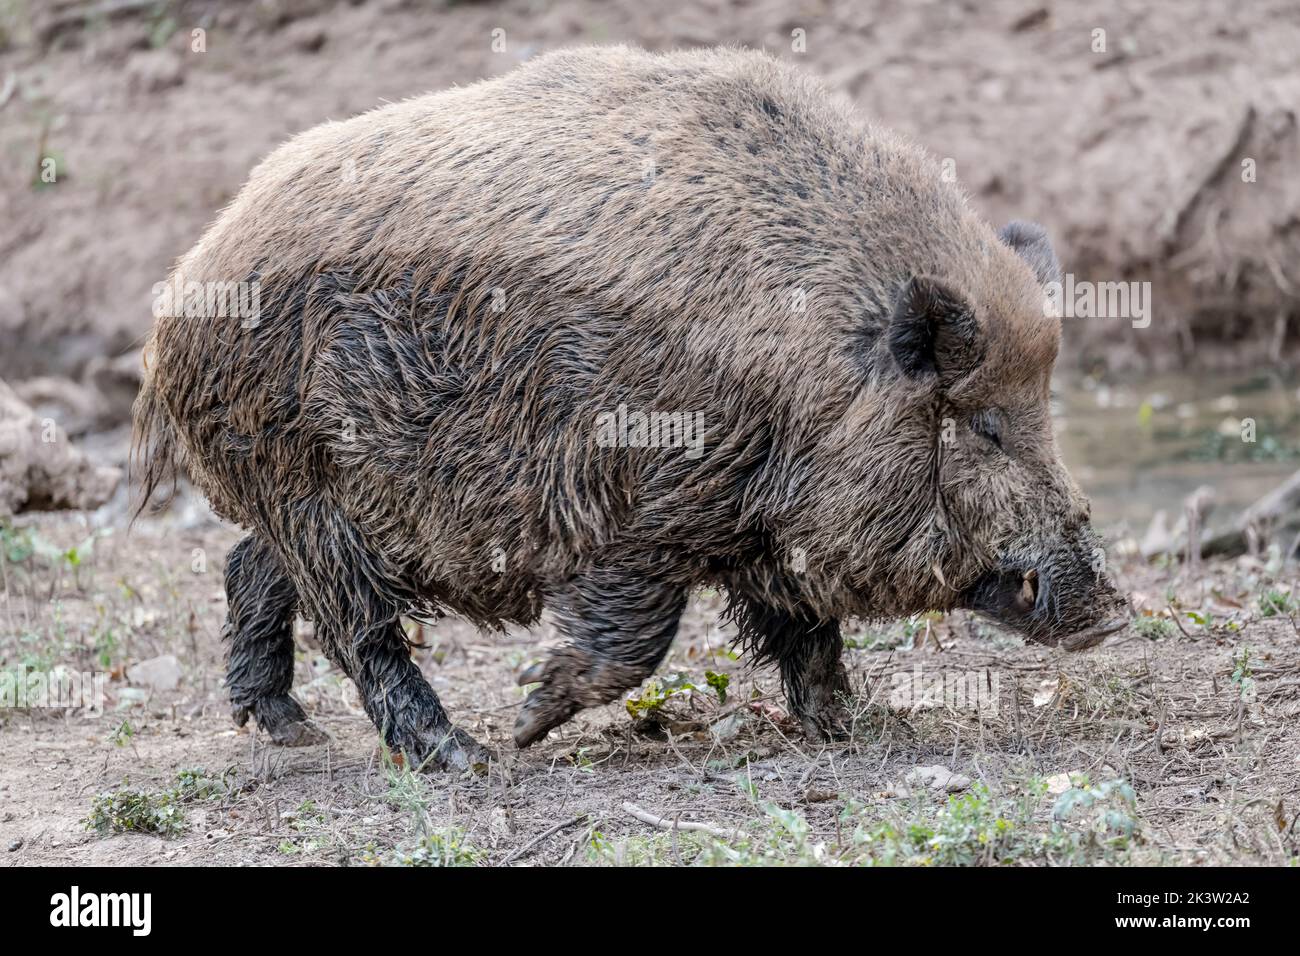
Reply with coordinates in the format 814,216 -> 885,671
999,220 -> 1061,288
887,275 -> 982,380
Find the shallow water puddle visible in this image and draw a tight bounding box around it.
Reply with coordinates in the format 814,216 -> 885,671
1055,371 -> 1300,533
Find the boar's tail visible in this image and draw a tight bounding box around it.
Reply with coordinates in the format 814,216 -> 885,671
129,355 -> 179,524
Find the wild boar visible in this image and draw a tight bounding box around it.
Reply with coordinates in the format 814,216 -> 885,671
134,46 -> 1129,772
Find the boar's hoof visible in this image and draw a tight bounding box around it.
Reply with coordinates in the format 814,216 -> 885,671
788,660 -> 854,742
415,725 -> 493,776
513,697 -> 581,750
269,718 -> 330,747
797,700 -> 852,742
513,647 -> 647,748
232,695 -> 330,747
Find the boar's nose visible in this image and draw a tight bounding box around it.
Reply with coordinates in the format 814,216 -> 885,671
962,563 -> 1131,650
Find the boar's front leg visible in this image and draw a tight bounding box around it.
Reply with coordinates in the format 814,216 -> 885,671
514,570 -> 687,748
731,599 -> 852,740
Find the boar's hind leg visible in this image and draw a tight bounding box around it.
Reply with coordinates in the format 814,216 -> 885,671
732,600 -> 852,741
224,535 -> 327,747
277,508 -> 490,774
348,616 -> 493,774
513,571 -> 687,748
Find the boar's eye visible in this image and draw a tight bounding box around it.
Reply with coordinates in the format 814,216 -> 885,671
971,409 -> 1004,449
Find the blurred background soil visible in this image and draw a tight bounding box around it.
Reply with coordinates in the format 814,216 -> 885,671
3,0 -> 1299,380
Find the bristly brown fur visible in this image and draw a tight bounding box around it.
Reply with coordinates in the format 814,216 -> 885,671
132,46 -> 1119,767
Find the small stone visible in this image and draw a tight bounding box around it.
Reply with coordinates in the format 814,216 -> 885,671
489,807 -> 514,839
7,838 -> 21,852
127,654 -> 184,692
906,765 -> 973,793
1044,772 -> 1074,796
286,23 -> 327,53
708,711 -> 746,742
125,50 -> 184,94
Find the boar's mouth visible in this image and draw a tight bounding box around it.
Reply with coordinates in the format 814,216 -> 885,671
961,564 -> 1129,651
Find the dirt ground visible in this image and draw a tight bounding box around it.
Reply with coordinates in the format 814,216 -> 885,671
2,499 -> 1298,867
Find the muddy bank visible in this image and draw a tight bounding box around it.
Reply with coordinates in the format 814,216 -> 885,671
0,377 -> 120,516
0,0 -> 1297,382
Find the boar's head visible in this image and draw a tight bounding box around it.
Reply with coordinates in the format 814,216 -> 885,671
885,221 -> 1129,650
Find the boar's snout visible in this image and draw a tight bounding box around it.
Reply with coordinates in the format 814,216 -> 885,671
961,536 -> 1130,651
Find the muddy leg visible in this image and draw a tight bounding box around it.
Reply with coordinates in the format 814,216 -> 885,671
273,508 -> 490,774
731,599 -> 851,740
349,614 -> 492,774
224,535 -> 326,746
514,569 -> 687,748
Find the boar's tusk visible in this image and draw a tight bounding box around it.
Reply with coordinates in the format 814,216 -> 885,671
517,661 -> 547,686
1020,569 -> 1038,606
930,562 -> 950,589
